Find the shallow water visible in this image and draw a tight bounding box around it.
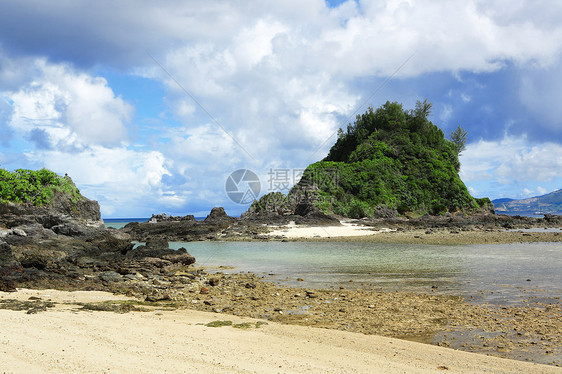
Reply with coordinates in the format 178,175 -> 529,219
169,241 -> 562,306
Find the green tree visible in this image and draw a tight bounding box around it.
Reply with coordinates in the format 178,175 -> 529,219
450,125 -> 467,155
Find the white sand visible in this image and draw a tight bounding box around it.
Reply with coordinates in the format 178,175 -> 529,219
0,289 -> 558,373
267,220 -> 392,238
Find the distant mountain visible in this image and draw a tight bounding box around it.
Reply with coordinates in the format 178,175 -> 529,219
492,198 -> 514,205
493,189 -> 562,215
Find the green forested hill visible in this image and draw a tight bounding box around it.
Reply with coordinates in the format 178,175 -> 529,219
277,101 -> 491,218
0,168 -> 83,206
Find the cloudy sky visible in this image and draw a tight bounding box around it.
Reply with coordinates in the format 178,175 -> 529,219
1,0 -> 561,217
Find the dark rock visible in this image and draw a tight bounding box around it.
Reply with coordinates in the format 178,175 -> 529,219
544,214 -> 562,223
51,222 -> 89,237
148,213 -> 196,223
162,253 -> 196,266
49,190 -> 101,221
121,218 -> 233,242
209,277 -> 220,286
0,241 -> 18,267
125,238 -> 194,266
204,207 -> 235,222
99,271 -> 123,283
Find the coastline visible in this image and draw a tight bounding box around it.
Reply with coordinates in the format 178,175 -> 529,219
3,208 -> 561,371
265,225 -> 562,245
1,288 -> 560,374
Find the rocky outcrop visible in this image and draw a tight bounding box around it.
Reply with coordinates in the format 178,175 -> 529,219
49,190 -> 101,221
205,207 -> 235,222
126,238 -> 195,265
241,190 -> 341,226
0,193 -> 196,291
122,207 -> 238,241
148,213 -> 196,223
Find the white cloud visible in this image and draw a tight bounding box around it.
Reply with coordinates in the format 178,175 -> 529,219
144,0 -> 562,170
25,146 -> 173,217
4,59 -> 132,150
537,186 -> 547,195
461,135 -> 562,184
3,0 -> 562,215
522,188 -> 534,196
460,135 -> 562,199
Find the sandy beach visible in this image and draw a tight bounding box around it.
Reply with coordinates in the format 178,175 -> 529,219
266,220 -> 392,238
264,221 -> 562,244
1,289 -> 560,374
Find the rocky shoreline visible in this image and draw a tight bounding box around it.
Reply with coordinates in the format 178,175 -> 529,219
121,206 -> 562,243
1,200 -> 561,367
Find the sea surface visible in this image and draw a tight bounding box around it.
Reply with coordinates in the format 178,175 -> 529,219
104,218 -> 149,229
105,220 -> 561,306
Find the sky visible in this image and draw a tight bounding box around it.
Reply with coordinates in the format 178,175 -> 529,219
1,0 -> 562,218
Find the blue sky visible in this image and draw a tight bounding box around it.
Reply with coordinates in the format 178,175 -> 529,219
1,0 -> 562,217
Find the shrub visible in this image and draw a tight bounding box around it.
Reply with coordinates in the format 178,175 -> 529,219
0,168 -> 82,206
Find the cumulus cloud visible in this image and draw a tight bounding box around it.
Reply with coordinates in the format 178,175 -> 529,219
460,135 -> 562,198
25,146 -> 173,217
461,135 -> 562,183
2,0 -> 562,215
4,59 -> 132,150
142,0 -> 562,168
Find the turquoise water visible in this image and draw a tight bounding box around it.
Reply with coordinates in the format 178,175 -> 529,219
107,219 -> 561,305
169,241 -> 562,306
104,218 -> 148,229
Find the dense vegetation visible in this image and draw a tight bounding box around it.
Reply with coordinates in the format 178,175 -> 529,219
0,168 -> 82,206
290,100 -> 491,218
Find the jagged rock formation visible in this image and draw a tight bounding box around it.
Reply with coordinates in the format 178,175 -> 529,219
123,209 -> 238,241
148,213 -> 196,223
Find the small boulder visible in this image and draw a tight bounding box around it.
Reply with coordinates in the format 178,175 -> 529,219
99,271 -> 123,283
12,228 -> 27,237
